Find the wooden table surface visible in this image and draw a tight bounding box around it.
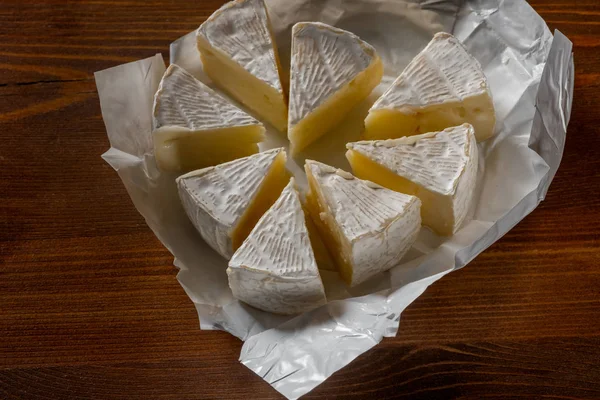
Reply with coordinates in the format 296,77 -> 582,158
1,0 -> 599,399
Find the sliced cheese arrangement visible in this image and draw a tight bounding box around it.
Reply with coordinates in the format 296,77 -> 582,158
196,0 -> 288,132
152,64 -> 265,172
364,32 -> 496,142
347,124 -> 478,236
305,160 -> 421,287
151,4 -> 496,315
227,179 -> 327,315
177,148 -> 289,259
288,22 -> 383,155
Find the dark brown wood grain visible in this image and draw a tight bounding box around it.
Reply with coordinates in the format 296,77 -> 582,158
1,0 -> 599,399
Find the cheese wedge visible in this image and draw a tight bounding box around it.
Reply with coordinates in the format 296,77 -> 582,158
196,0 -> 287,132
364,32 -> 495,142
305,160 -> 421,286
152,64 -> 265,172
228,179 -> 327,315
177,148 -> 289,259
347,124 -> 478,236
288,22 -> 383,155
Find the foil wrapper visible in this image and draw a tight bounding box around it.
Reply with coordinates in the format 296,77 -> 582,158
95,0 -> 573,398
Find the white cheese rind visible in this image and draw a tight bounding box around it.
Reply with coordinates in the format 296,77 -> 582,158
176,148 -> 284,259
367,32 -> 495,141
197,0 -> 282,93
347,124 -> 478,235
306,161 -> 421,286
288,22 -> 377,126
153,64 -> 260,131
227,179 -> 327,315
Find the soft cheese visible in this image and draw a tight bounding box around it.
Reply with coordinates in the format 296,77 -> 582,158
228,179 -> 327,315
304,210 -> 337,272
152,64 -> 265,172
364,32 -> 495,142
177,148 -> 289,259
347,124 -> 478,236
197,0 -> 288,132
288,22 -> 383,155
305,160 -> 421,286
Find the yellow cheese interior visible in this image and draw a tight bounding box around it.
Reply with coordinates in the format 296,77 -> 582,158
346,149 -> 454,236
231,152 -> 290,251
197,39 -> 288,133
303,205 -> 336,272
265,11 -> 289,97
305,169 -> 354,285
153,125 -> 264,173
289,58 -> 383,155
364,95 -> 496,142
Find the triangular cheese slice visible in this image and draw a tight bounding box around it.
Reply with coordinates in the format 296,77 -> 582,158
227,179 -> 327,315
347,124 -> 478,236
196,0 -> 288,132
288,22 -> 383,155
364,32 -> 496,142
305,160 -> 421,286
152,64 -> 265,172
177,148 -> 289,259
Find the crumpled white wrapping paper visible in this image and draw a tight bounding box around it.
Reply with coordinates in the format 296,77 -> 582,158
95,0 -> 574,398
